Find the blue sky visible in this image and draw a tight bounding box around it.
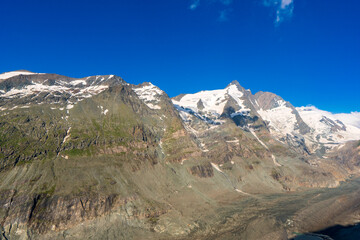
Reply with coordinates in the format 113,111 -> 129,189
0,0 -> 359,113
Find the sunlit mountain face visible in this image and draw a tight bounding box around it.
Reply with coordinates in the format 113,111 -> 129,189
1,70 -> 360,239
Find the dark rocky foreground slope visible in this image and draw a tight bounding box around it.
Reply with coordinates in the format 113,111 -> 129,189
1,71 -> 360,239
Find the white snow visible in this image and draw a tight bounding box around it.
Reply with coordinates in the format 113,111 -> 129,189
99,106 -> 109,115
256,102 -> 360,152
249,129 -> 269,150
159,140 -> 165,156
297,106 -> 360,144
227,84 -> 250,113
257,100 -> 297,137
144,103 -> 161,110
173,89 -> 227,116
180,158 -> 188,165
337,143 -> 346,150
0,71 -> 37,80
226,138 -> 239,144
69,80 -> 86,86
272,154 -> 281,167
0,81 -> 109,100
74,85 -> 109,98
1,82 -> 66,98
62,127 -> 71,144
297,106 -> 336,133
133,83 -> 163,110
172,82 -> 250,122
249,129 -> 281,166
66,104 -> 74,110
235,188 -> 251,195
177,109 -> 191,122
211,162 -> 224,173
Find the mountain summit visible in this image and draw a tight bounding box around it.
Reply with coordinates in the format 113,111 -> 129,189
173,81 -> 360,154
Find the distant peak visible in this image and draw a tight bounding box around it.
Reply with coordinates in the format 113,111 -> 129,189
135,82 -> 158,88
226,80 -> 246,93
1,70 -> 35,74
13,70 -> 35,73
227,80 -> 241,87
0,70 -> 38,80
142,82 -> 155,86
134,82 -> 164,94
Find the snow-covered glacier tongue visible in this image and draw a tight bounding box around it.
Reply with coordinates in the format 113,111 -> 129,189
172,80 -> 360,154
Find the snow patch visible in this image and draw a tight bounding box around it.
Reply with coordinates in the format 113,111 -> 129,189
235,188 -> 251,195
172,82 -> 249,123
62,127 -> 71,144
211,162 -> 224,173
226,138 -> 239,144
249,129 -> 269,150
0,73 -> 111,100
0,71 -> 38,80
133,83 -> 163,110
180,158 -> 188,165
227,84 -> 251,114
272,154 -> 281,167
69,80 -> 86,86
66,104 -> 74,110
257,103 -> 297,137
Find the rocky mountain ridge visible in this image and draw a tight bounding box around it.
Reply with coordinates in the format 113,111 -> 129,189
0,70 -> 124,109
173,80 -> 360,155
1,70 -> 360,240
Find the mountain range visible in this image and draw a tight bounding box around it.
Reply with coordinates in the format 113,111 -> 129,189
1,70 -> 360,240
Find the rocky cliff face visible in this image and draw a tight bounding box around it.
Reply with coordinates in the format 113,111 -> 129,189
1,71 -> 360,239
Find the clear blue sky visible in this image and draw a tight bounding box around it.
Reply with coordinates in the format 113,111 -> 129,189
0,0 -> 359,113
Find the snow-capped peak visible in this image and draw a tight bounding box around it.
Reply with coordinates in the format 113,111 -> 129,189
0,70 -> 38,80
296,106 -> 360,147
172,81 -> 250,121
133,82 -> 164,110
0,73 -> 124,107
173,81 -> 360,154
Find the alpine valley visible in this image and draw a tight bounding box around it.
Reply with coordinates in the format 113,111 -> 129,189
1,70 -> 360,240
